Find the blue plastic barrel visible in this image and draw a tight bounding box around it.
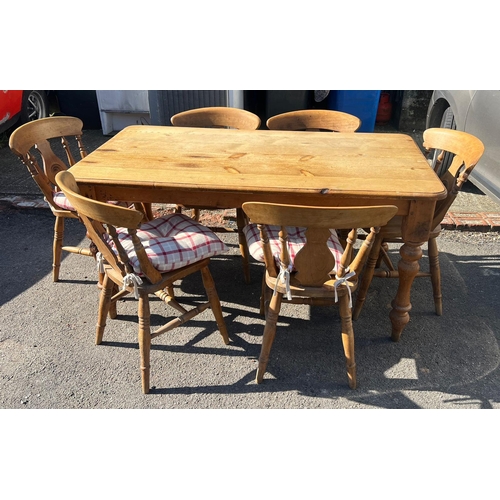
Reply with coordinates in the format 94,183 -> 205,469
327,91 -> 381,132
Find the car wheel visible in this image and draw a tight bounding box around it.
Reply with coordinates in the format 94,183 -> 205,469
19,90 -> 49,124
431,107 -> 456,177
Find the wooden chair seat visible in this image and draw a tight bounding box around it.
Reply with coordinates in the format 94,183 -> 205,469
242,201 -> 398,389
244,222 -> 344,314
170,106 -> 261,284
353,128 -> 485,319
272,274 -> 357,297
56,170 -> 230,394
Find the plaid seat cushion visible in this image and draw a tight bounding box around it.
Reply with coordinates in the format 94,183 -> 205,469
53,191 -> 75,210
53,191 -> 130,211
112,213 -> 228,274
243,223 -> 343,272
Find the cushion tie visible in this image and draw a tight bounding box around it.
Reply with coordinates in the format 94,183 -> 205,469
273,262 -> 294,300
96,252 -> 105,273
122,272 -> 143,299
334,270 -> 356,308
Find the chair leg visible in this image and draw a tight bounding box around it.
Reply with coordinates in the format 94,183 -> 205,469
53,216 -> 65,282
138,293 -> 151,394
259,273 -> 267,316
154,286 -> 188,315
98,272 -> 105,288
237,208 -> 251,283
263,280 -> 273,318
378,242 -> 394,270
428,237 -> 442,316
338,294 -> 357,389
256,290 -> 283,383
88,240 -> 105,289
96,274 -> 114,345
142,203 -> 154,221
108,283 -> 119,319
352,231 -> 383,320
200,266 -> 229,344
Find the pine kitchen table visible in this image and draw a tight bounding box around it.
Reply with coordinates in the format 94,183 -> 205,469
68,125 -> 446,342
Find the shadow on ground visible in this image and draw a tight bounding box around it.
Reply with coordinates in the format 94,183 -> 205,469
1,208 -> 500,409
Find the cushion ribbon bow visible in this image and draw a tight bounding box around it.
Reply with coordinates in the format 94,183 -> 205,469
334,270 -> 356,308
122,273 -> 143,299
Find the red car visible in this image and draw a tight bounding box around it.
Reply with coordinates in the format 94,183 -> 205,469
0,90 -> 49,134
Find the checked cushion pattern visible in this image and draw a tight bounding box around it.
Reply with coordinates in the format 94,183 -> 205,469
111,213 -> 228,274
243,223 -> 343,272
53,192 -> 129,211
53,191 -> 77,210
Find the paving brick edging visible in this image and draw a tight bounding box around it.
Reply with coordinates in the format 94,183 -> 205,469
2,195 -> 500,232
442,212 -> 500,231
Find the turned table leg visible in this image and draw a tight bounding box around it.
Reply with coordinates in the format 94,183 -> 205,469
389,242 -> 422,342
389,200 -> 435,342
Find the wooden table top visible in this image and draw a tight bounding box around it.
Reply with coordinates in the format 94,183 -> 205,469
69,125 -> 447,203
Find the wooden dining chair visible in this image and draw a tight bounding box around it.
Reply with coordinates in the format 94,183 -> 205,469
242,202 -> 398,389
171,106 -> 262,284
55,170 -> 230,394
352,128 -> 485,320
266,109 -> 361,132
9,116 -> 153,284
9,116 -> 97,282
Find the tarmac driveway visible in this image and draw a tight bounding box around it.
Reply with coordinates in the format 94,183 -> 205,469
1,204 -> 500,409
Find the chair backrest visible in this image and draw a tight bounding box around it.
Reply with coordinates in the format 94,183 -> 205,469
242,202 -> 398,287
171,106 -> 261,130
9,116 -> 88,211
423,128 -> 485,227
266,109 -> 361,132
56,171 -> 162,284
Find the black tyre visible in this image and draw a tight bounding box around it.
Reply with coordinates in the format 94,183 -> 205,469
431,107 -> 456,177
19,90 -> 49,124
